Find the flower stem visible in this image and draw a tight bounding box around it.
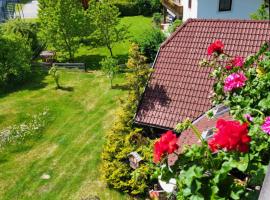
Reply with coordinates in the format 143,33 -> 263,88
250,108 -> 264,117
189,123 -> 215,168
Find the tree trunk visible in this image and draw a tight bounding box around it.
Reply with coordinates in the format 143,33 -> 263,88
107,45 -> 113,57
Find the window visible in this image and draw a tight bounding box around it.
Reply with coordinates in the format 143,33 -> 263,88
188,0 -> 192,9
219,0 -> 232,11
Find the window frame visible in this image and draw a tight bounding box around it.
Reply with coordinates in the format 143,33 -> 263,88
219,0 -> 232,12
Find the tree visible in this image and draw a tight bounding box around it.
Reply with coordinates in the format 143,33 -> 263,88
135,28 -> 165,62
100,57 -> 119,88
0,34 -> 32,88
39,0 -> 90,61
250,2 -> 270,20
49,65 -> 60,89
90,1 -> 128,57
126,43 -> 152,101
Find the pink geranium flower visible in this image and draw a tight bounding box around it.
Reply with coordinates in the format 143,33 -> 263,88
233,56 -> 244,68
261,117 -> 270,134
224,72 -> 247,92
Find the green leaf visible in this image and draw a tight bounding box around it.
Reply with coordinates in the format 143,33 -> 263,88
258,94 -> 270,110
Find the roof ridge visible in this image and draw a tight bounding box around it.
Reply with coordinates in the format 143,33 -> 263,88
160,18 -> 269,49
187,18 -> 270,23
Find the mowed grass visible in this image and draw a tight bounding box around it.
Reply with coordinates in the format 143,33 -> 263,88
0,68 -> 128,200
76,15 -> 152,69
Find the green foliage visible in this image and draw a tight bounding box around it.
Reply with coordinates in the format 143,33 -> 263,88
135,28 -> 165,62
152,12 -> 162,28
89,1 -> 128,57
49,66 -> 60,89
168,19 -> 183,33
135,0 -> 162,16
100,57 -> 119,88
0,34 -> 32,88
250,3 -> 270,20
1,19 -> 43,57
112,0 -> 161,16
102,44 -> 154,196
112,1 -> 139,16
126,43 -> 152,100
39,0 -> 89,61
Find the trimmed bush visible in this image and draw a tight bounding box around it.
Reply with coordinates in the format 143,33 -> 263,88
113,1 -> 139,16
112,0 -> 161,16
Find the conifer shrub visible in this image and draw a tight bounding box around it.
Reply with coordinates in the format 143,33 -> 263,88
101,44 -> 156,196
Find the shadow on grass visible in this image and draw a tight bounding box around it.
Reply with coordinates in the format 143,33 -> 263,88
112,84 -> 130,91
75,54 -> 129,71
0,66 -> 48,98
56,86 -> 74,92
75,54 -> 106,70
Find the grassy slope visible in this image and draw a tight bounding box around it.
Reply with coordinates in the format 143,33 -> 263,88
76,16 -> 152,69
0,69 -> 127,200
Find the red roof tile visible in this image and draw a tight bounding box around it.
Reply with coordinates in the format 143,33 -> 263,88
135,19 -> 270,129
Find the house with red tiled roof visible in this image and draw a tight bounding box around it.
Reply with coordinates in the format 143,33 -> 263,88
135,19 -> 270,147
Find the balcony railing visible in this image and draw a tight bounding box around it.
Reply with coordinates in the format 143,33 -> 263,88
161,0 -> 183,18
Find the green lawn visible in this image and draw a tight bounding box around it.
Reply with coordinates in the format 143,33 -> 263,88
76,15 -> 152,69
0,68 -> 128,200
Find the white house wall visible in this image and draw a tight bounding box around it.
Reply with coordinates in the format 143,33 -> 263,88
182,0 -> 199,21
197,0 -> 263,19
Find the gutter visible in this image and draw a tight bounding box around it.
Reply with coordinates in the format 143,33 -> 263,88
259,163 -> 270,200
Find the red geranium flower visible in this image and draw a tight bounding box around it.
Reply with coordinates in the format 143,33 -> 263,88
207,40 -> 224,55
153,131 -> 179,163
208,119 -> 251,153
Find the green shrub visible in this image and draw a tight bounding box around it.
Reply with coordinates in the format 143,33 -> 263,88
112,0 -> 161,16
0,34 -> 32,88
135,28 -> 166,62
101,44 -> 155,196
152,12 -> 162,27
113,1 -> 139,16
168,19 -> 183,33
2,19 -> 43,58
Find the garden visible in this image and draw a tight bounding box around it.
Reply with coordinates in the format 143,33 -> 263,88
1,0 -> 268,200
